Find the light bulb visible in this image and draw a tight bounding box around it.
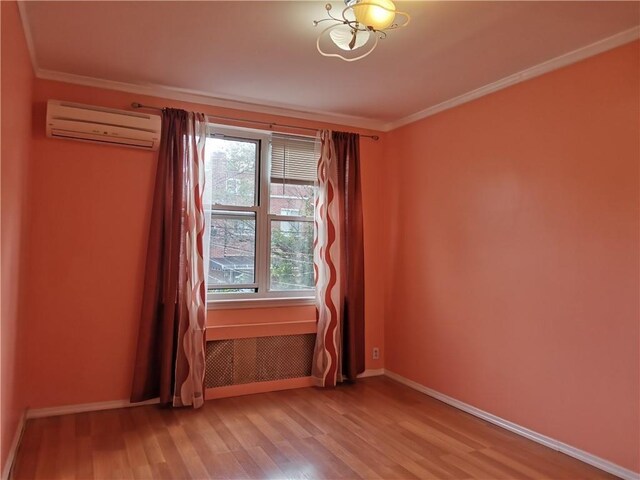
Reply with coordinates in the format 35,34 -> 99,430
353,0 -> 396,30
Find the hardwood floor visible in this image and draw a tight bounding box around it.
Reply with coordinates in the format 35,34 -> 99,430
12,376 -> 615,479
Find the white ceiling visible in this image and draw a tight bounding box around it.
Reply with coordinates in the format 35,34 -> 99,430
20,1 -> 640,130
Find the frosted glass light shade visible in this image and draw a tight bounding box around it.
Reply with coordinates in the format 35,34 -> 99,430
353,0 -> 396,30
329,25 -> 370,51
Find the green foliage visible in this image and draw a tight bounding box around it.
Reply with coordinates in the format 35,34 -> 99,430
271,222 -> 314,290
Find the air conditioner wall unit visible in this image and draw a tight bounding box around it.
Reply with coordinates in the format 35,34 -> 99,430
46,100 -> 161,151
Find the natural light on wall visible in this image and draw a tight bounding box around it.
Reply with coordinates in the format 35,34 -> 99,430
314,0 -> 410,61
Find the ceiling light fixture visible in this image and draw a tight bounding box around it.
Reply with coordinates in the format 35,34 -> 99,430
313,0 -> 410,62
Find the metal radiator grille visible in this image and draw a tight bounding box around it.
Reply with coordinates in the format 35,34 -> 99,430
205,333 -> 316,388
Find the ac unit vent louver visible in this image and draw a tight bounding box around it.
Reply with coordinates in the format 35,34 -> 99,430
46,100 -> 161,151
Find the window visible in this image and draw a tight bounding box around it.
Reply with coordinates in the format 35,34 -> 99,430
205,126 -> 317,304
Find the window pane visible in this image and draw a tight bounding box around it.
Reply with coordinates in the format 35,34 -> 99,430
270,220 -> 314,291
270,181 -> 315,217
209,212 -> 256,288
206,137 -> 257,207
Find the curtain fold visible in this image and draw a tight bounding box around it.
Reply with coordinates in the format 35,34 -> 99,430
312,130 -> 365,387
131,108 -> 207,408
333,131 -> 365,381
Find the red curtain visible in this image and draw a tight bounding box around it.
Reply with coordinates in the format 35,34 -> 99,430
333,131 -> 365,381
131,109 -> 207,407
312,130 -> 365,386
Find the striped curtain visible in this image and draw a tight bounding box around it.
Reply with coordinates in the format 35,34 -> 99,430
173,111 -> 207,408
131,109 -> 207,408
313,130 -> 365,387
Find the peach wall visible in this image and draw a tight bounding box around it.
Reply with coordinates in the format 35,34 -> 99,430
384,41 -> 639,472
22,79 -> 385,409
1,1 -> 34,473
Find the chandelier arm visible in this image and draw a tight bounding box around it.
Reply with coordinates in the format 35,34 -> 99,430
324,4 -> 344,23
313,17 -> 341,27
340,4 -> 355,24
343,19 -> 369,32
390,10 -> 410,29
340,4 -> 369,32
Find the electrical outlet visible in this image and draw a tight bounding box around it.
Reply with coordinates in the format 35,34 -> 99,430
372,347 -> 380,360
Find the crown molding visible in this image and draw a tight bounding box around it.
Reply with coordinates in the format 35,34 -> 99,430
34,69 -> 387,132
382,26 -> 640,132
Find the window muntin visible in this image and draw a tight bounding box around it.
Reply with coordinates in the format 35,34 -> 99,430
206,126 -> 316,303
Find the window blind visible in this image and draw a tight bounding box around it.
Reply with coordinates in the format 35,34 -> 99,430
271,134 -> 318,185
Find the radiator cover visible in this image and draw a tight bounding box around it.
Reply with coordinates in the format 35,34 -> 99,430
205,333 -> 316,388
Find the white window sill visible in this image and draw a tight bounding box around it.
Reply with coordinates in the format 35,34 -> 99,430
207,296 -> 316,310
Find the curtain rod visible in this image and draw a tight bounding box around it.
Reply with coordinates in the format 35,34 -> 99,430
130,102 -> 379,140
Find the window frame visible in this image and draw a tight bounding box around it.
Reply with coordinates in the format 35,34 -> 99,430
206,124 -> 316,308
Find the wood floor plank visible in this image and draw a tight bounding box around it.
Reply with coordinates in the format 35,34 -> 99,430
151,427 -> 191,479
245,446 -> 285,479
245,410 -> 288,444
288,436 -> 356,479
470,449 -> 543,480
317,420 -> 415,478
11,377 -> 618,480
271,439 -> 323,478
74,436 -> 94,479
183,408 -> 231,455
165,423 -> 210,479
231,448 -> 269,479
217,450 -> 254,479
314,433 -> 384,480
130,464 -> 153,480
204,408 -> 244,452
268,395 -> 326,437
415,454 -> 474,480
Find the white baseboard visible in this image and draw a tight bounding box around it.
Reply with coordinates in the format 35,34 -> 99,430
26,397 -> 160,419
357,368 -> 386,378
385,370 -> 639,480
1,410 -> 26,480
